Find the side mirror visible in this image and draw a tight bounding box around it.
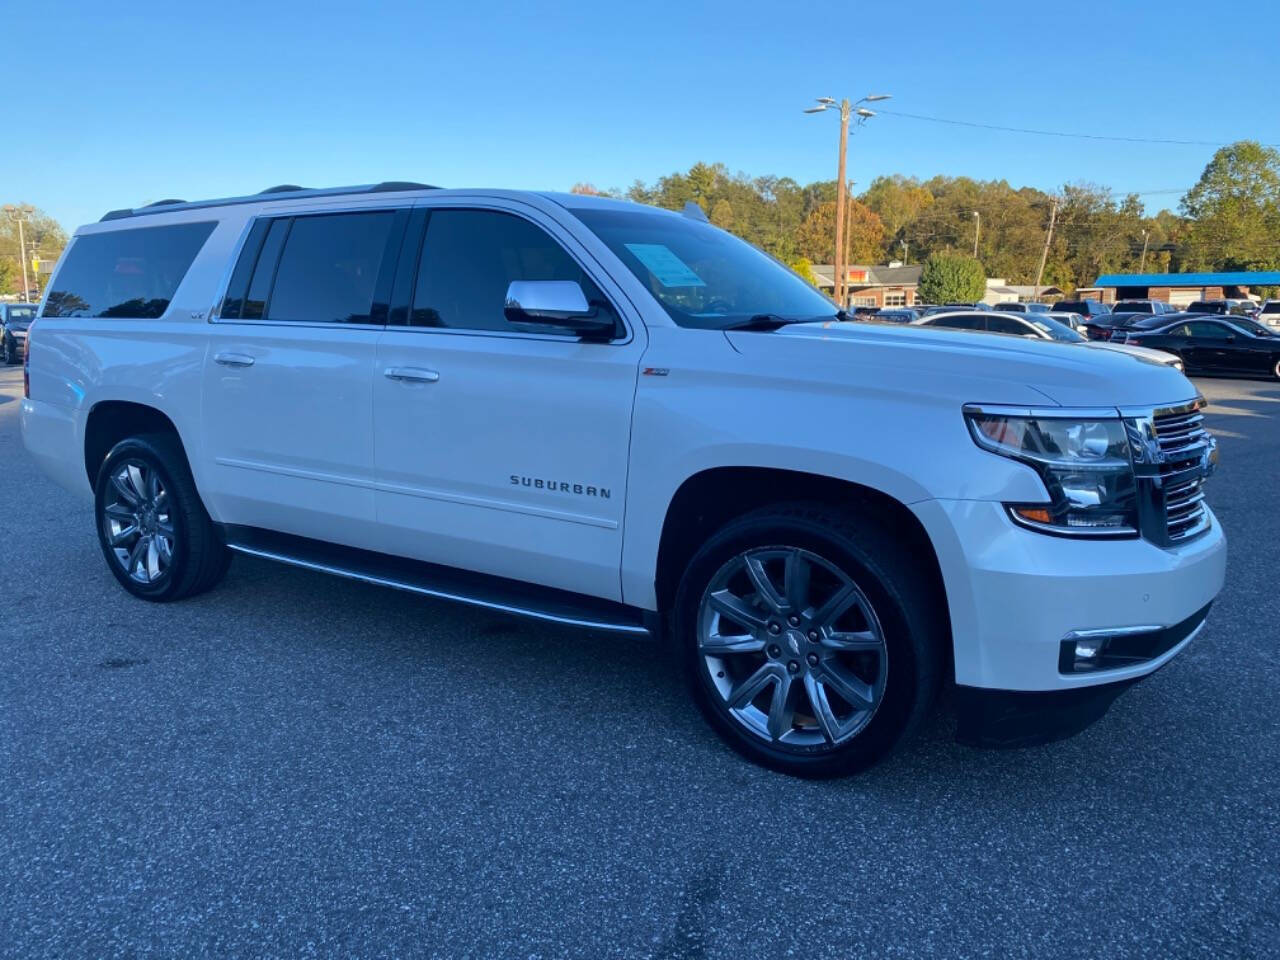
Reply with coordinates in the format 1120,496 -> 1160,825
504,280 -> 614,337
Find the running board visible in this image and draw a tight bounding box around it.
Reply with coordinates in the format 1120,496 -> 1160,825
222,526 -> 652,636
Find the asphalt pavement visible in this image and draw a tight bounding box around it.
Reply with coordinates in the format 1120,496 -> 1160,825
1,365 -> 1277,959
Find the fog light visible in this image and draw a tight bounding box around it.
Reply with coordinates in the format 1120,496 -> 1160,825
1074,639 -> 1104,661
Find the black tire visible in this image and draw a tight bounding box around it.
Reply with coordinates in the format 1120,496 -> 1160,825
673,503 -> 945,778
1,336 -> 14,365
94,433 -> 230,602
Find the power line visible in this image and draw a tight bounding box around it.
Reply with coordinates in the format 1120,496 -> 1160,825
874,109 -> 1279,148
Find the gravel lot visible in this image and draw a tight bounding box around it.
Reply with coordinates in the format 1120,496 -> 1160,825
1,365 -> 1277,959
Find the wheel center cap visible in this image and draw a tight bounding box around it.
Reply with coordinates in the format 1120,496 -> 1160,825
785,630 -> 804,657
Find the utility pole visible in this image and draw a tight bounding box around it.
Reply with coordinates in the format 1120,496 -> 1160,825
1139,229 -> 1150,272
4,205 -> 34,301
804,94 -> 890,308
841,179 -> 857,286
972,211 -> 981,259
834,102 -> 849,306
1032,197 -> 1059,301
900,239 -> 908,263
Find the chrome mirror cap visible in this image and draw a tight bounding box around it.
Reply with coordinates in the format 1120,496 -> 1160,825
504,280 -> 591,319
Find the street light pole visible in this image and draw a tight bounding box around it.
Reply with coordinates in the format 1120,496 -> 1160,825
834,102 -> 850,306
972,211 -> 981,259
805,94 -> 890,309
1139,229 -> 1150,272
4,205 -> 34,301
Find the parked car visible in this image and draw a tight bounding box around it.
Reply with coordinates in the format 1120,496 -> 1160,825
0,302 -> 37,364
1053,299 -> 1111,319
921,302 -> 989,317
1186,300 -> 1237,315
1079,311 -> 1147,341
995,302 -> 1050,314
22,183 -> 1225,777
1112,300 -> 1173,315
913,311 -> 1184,370
1259,299 -> 1280,330
851,305 -> 879,319
1044,311 -> 1087,333
1114,316 -> 1280,379
872,308 -> 920,324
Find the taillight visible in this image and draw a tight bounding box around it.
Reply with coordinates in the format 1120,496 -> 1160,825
22,319 -> 32,398
1127,337 -> 1142,345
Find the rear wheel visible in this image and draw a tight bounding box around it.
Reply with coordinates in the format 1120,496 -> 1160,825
1272,356 -> 1280,381
94,434 -> 230,601
674,504 -> 944,778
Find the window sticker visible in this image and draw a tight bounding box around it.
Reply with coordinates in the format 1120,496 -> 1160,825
623,243 -> 706,287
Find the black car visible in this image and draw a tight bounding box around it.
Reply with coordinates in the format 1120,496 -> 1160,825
1079,311 -> 1146,341
0,303 -> 37,365
1116,316 -> 1280,379
1053,299 -> 1111,319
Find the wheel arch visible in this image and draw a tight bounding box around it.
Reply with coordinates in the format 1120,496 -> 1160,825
83,400 -> 193,489
652,467 -> 951,664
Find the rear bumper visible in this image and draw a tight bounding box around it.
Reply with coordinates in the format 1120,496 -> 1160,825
21,397 -> 89,499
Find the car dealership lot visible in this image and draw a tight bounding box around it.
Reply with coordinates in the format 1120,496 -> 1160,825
1,366 -> 1276,958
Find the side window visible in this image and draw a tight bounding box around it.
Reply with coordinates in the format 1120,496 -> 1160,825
1186,321 -> 1227,338
264,212 -> 398,324
410,209 -> 620,335
930,315 -> 983,331
43,221 -> 216,319
243,219 -> 290,320
987,316 -> 1030,336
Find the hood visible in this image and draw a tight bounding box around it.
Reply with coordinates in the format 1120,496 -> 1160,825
726,321 -> 1197,409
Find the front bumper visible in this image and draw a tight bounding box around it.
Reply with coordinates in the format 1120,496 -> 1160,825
954,602 -> 1210,747
912,498 -> 1226,693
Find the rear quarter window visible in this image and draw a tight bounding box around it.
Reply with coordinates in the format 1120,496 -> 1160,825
42,221 -> 216,319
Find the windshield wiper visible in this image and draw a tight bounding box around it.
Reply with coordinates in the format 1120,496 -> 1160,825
721,314 -> 816,332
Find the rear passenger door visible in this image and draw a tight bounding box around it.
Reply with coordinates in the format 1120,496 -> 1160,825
371,202 -> 645,601
201,205 -> 407,544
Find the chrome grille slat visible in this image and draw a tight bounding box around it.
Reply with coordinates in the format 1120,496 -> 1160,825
1152,406 -> 1213,544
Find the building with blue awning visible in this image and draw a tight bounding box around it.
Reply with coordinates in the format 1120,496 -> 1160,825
1091,271 -> 1280,306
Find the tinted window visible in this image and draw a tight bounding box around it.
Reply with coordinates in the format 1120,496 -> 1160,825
265,212 -> 396,324
988,315 -> 1033,336
411,209 -> 620,335
1186,321 -> 1229,338
7,306 -> 35,323
43,222 -> 215,319
1260,302 -> 1280,315
243,219 -> 290,320
926,315 -> 984,330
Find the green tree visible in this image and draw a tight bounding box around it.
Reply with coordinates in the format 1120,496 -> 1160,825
0,206 -> 67,297
1179,141 -> 1280,271
918,253 -> 986,303
794,199 -> 883,264
787,256 -> 817,286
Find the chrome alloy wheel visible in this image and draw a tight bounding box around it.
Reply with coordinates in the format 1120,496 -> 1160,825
696,547 -> 887,748
101,460 -> 175,584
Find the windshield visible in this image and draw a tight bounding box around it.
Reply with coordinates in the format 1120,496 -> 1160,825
572,208 -> 837,329
7,306 -> 35,323
1028,317 -> 1086,342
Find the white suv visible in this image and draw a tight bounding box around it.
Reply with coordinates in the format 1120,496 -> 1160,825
22,183 -> 1226,776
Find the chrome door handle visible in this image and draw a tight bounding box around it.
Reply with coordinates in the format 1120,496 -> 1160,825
214,352 -> 256,368
384,367 -> 439,383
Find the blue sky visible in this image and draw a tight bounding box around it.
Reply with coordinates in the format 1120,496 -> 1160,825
11,0 -> 1279,233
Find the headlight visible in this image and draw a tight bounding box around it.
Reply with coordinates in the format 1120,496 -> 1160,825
963,406 -> 1138,537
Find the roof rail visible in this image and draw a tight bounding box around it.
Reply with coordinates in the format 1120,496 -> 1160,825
99,181 -> 443,222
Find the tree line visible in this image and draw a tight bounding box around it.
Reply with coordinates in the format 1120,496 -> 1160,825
575,140 -> 1280,295
5,141 -> 1277,298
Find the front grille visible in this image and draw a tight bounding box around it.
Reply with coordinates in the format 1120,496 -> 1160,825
1152,406 -> 1212,543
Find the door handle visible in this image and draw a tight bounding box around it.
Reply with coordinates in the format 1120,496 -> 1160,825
214,352 -> 256,368
384,367 -> 440,383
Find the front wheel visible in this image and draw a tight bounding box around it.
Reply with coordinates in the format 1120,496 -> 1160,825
94,434 -> 230,601
674,504 -> 944,778
1,337 -> 13,365
1272,356 -> 1280,381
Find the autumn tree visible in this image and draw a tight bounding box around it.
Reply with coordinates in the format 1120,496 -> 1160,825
794,200 -> 883,264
